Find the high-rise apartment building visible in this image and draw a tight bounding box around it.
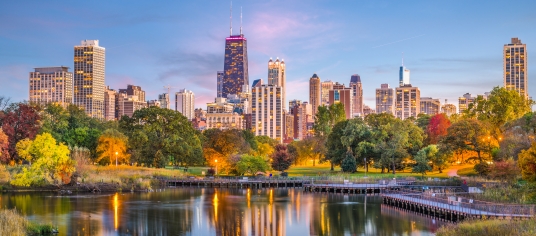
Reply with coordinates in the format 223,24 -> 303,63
216,71 -> 224,98
350,74 -> 363,116
395,85 -> 420,119
119,85 -> 145,102
267,57 -> 286,110
29,66 -> 73,107
441,100 -> 457,116
329,83 -> 353,119
309,74 -> 321,118
504,38 -> 528,98
251,82 -> 283,143
73,40 -> 105,119
104,86 -> 117,121
458,93 -> 475,114
292,102 -> 312,140
158,93 -> 170,109
321,80 -> 333,106
222,33 -> 248,97
399,62 -> 410,86
420,97 -> 441,115
376,83 -> 395,114
117,92 -> 147,118
176,89 -> 195,120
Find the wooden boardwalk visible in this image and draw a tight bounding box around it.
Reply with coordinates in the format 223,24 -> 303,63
382,191 -> 535,222
162,178 -> 308,189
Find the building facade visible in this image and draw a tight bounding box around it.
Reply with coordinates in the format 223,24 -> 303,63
350,74 -> 363,116
29,66 -> 73,107
395,85 -> 420,119
119,85 -> 145,102
309,74 -> 321,119
73,40 -> 105,119
420,97 -> 441,115
399,63 -> 410,86
251,84 -> 283,143
222,34 -> 248,98
458,93 -> 475,114
158,93 -> 170,109
321,80 -> 333,106
104,86 -> 117,121
504,37 -> 528,98
268,58 -> 286,110
176,89 -> 195,120
292,102 -> 312,140
329,83 -> 353,119
376,83 -> 395,114
206,112 -> 243,130
441,103 -> 457,116
216,71 -> 224,98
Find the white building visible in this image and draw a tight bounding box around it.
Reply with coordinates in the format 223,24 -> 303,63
251,83 -> 283,143
176,89 -> 195,120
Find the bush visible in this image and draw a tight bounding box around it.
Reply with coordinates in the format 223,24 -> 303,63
436,219 -> 536,236
0,209 -> 28,236
474,162 -> 491,176
280,172 -> 288,177
341,151 -> 357,173
206,168 -> 215,176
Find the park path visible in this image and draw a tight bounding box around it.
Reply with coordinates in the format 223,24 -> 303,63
447,168 -> 458,177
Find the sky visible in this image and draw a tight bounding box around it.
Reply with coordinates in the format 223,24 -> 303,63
1,0 -> 535,110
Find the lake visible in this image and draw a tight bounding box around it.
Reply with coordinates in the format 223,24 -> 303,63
0,188 -> 443,235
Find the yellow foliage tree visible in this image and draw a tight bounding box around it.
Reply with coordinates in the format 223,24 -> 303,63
96,129 -> 130,165
15,138 -> 32,164
11,133 -> 75,186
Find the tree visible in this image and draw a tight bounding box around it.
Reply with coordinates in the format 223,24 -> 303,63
11,133 -> 75,186
341,150 -> 357,173
442,119 -> 489,162
255,136 -> 277,158
96,129 -> 130,165
236,155 -> 270,176
412,152 -> 432,177
15,138 -> 32,164
427,114 -> 451,144
202,129 -> 252,173
313,103 -> 347,137
489,159 -> 519,182
0,103 -> 40,163
324,120 -> 349,170
0,128 -> 8,163
271,144 -> 292,172
518,142 -> 536,182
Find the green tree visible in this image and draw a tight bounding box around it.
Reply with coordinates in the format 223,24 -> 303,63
442,119 -> 489,162
412,151 -> 432,177
96,129 -> 130,165
236,155 -> 270,176
11,133 -> 75,186
341,150 -> 357,173
518,142 -> 536,182
324,120 -> 349,170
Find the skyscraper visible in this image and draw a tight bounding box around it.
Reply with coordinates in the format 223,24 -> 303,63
420,97 -> 441,115
74,40 -> 105,119
158,93 -> 170,109
268,57 -> 286,110
222,8 -> 248,98
350,74 -> 363,116
395,84 -> 420,119
216,71 -> 224,98
176,89 -> 195,120
376,83 -> 395,114
399,60 -> 410,86
504,38 -> 528,98
29,66 -> 73,107
251,80 -> 283,143
104,86 -> 117,121
329,83 -> 353,119
309,74 -> 321,118
321,80 -> 333,106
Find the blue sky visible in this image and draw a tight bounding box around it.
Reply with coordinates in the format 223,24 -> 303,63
1,0 -> 535,109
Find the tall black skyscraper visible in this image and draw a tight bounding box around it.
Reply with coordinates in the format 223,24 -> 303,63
222,5 -> 248,98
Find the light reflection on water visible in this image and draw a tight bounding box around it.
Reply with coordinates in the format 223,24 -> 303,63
0,188 -> 443,235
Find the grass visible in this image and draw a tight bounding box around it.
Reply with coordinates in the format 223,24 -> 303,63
84,165 -> 189,190
0,208 -> 56,236
458,167 -> 478,177
436,219 -> 536,236
285,164 -> 455,179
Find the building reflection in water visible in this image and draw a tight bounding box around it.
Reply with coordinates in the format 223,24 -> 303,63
0,188 -> 443,235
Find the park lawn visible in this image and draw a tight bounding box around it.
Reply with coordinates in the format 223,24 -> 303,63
457,167 -> 478,176
286,165 -> 452,178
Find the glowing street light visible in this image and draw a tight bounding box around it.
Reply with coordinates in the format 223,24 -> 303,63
115,151 -> 118,167
215,159 -> 218,176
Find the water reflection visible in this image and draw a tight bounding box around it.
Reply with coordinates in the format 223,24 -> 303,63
0,188 -> 442,235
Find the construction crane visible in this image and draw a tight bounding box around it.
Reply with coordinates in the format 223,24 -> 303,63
163,85 -> 180,95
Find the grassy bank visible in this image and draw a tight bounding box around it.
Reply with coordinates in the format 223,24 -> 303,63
436,219 -> 536,236
0,209 -> 56,236
284,164 -> 461,178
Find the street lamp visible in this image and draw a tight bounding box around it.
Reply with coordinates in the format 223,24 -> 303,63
215,159 -> 218,176
115,152 -> 118,167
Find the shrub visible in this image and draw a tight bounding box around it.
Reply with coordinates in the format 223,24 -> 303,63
474,162 -> 490,176
206,168 -> 215,176
341,151 -> 356,173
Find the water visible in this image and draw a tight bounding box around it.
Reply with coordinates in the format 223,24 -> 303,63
0,188 -> 443,235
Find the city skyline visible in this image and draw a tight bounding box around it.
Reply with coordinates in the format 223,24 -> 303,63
1,1 -> 535,109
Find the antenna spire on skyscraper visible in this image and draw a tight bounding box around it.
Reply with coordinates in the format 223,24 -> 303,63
230,1 -> 233,36
240,6 -> 242,35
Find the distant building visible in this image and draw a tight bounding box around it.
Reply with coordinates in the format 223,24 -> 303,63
206,113 -> 243,130
284,112 -> 294,143
222,34 -> 248,98
29,66 -> 73,107
350,74 -> 363,116
420,97 -> 441,115
216,71 -> 224,98
504,38 -> 528,98
119,85 -> 146,103
117,89 -> 147,118
191,117 -> 206,131
158,93 -> 170,109
441,101 -> 457,116
194,108 -> 207,119
147,100 -> 161,108
251,82 -> 283,143
291,102 -> 312,140
363,105 -> 376,116
399,61 -> 410,86
376,83 -> 395,115
321,80 -> 333,106
73,40 -> 105,119
176,89 -> 195,120
104,86 -> 117,121
329,83 -> 353,119
458,93 -> 475,114
309,74 -> 321,118
395,84 -> 420,119
268,57 -> 286,111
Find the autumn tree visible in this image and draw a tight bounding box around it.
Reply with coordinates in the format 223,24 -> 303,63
518,143 -> 536,182
236,155 -> 270,176
489,159 -> 519,182
11,133 -> 75,186
96,129 -> 130,165
0,128 -> 8,163
0,103 -> 40,163
271,144 -> 292,172
442,119 -> 489,162
427,114 -> 451,144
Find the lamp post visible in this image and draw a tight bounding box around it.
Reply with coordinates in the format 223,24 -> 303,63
364,157 -> 367,177
215,159 -> 218,176
115,152 -> 118,167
